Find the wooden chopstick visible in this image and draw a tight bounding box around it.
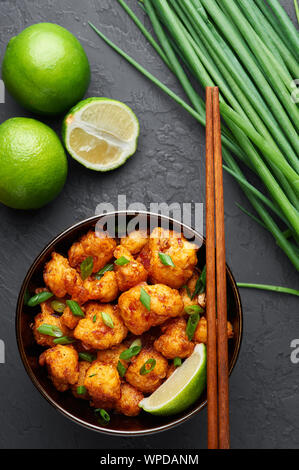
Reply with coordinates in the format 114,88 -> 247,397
213,87 -> 230,449
205,87 -> 218,450
206,87 -> 230,450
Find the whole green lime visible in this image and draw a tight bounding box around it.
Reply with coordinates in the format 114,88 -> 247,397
0,118 -> 68,209
2,23 -> 90,115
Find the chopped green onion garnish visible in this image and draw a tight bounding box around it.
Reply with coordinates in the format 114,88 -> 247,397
184,305 -> 204,315
89,374 -> 96,378
192,279 -> 201,299
76,386 -> 87,395
53,336 -> 75,345
140,358 -> 156,375
130,338 -> 142,349
140,287 -> 151,311
120,345 -> 141,361
173,357 -> 182,367
114,256 -> 130,266
117,360 -> 127,377
182,285 -> 192,299
190,266 -> 206,299
37,324 -> 63,338
95,263 -> 114,280
95,408 -> 110,424
101,312 -> 114,328
27,291 -> 53,307
79,352 -> 96,362
66,300 -> 85,318
158,252 -> 175,267
80,256 -> 94,280
93,314 -> 97,323
51,300 -> 66,313
186,314 -> 200,341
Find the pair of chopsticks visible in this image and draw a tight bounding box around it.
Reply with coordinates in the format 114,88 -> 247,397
205,87 -> 230,449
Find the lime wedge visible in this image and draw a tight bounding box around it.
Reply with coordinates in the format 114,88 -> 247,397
139,343 -> 207,416
62,97 -> 139,171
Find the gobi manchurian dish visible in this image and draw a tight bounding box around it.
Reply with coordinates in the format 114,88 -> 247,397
28,227 -> 233,420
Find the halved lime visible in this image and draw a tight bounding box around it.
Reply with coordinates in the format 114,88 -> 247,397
62,98 -> 139,171
139,343 -> 207,416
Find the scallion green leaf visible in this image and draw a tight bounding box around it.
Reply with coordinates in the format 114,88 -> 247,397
186,313 -> 200,341
53,336 -> 75,345
158,252 -> 175,267
130,338 -> 142,349
173,357 -> 182,367
183,285 -> 192,299
139,358 -> 156,375
93,314 -> 97,323
51,300 -> 66,313
101,312 -> 114,329
80,256 -> 94,280
114,256 -> 130,266
94,263 -> 114,280
117,360 -> 127,377
76,386 -> 87,395
95,408 -> 110,424
294,0 -> 299,25
190,266 -> 206,299
66,300 -> 85,318
140,287 -> 151,311
184,305 -> 204,315
237,283 -> 299,297
37,324 -> 63,338
27,291 -> 53,307
119,345 -> 142,361
79,352 -> 96,362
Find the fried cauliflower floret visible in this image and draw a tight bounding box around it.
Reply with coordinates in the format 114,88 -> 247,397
73,303 -> 128,350
61,305 -> 81,330
136,242 -> 151,271
118,282 -> 184,335
154,317 -> 194,359
68,230 -> 116,273
71,361 -> 91,399
39,345 -> 79,392
84,361 -> 121,409
115,383 -> 144,417
33,310 -> 70,347
59,266 -> 118,305
120,230 -> 148,255
114,246 -> 147,292
97,343 -> 128,368
43,252 -> 89,304
145,227 -> 198,289
193,317 -> 234,344
43,252 -> 77,298
180,271 -> 201,309
83,271 -> 119,302
126,347 -> 168,394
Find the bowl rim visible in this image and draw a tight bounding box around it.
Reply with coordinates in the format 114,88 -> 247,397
16,210 -> 243,437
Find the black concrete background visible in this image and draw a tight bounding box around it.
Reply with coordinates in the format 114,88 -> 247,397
0,0 -> 298,449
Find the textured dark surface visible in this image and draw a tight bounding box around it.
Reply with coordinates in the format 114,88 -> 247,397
0,0 -> 298,450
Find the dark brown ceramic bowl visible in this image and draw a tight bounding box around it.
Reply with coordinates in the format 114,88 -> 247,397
16,211 -> 242,436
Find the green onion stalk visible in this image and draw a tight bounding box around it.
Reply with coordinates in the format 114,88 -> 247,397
88,0 -> 299,273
